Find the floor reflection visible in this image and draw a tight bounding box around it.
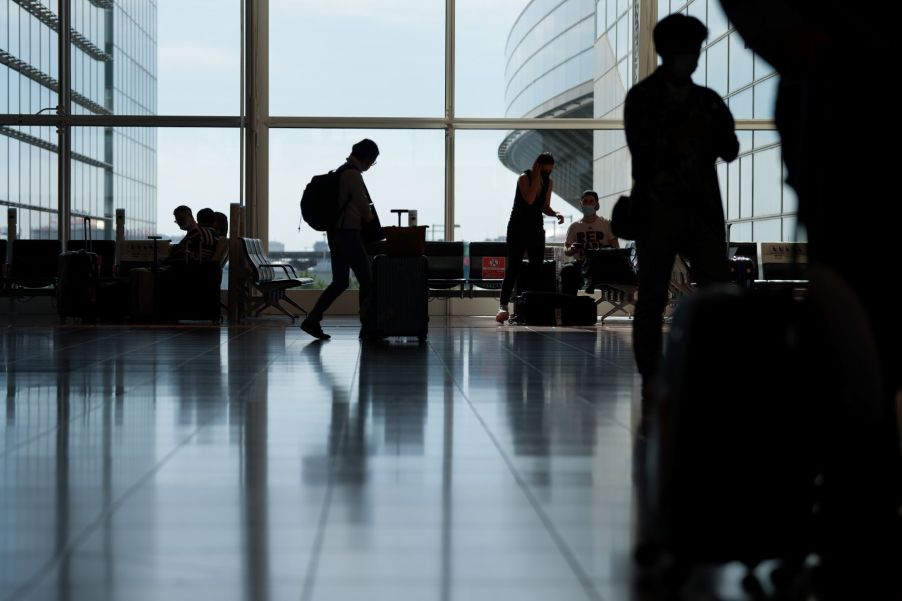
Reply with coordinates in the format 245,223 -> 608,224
1,322 -> 646,601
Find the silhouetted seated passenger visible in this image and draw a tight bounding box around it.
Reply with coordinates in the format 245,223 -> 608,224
197,207 -> 228,264
211,211 -> 229,265
560,190 -> 619,296
155,206 -> 221,321
212,211 -> 228,238
167,205 -> 217,264
196,207 -> 216,232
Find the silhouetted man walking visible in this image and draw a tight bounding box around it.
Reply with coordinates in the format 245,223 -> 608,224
624,14 -> 739,397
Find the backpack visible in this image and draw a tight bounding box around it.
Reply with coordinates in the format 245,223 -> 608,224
299,165 -> 357,232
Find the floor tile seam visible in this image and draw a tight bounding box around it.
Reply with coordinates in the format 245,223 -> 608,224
426,342 -> 605,601
299,344 -> 363,601
512,328 -> 636,430
526,327 -> 625,370
494,338 -> 629,408
1,331 -> 125,370
0,324 -> 302,601
571,390 -> 634,435
0,329 -> 209,459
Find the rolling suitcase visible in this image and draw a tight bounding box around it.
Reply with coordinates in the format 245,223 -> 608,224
372,255 -> 428,339
57,217 -> 99,323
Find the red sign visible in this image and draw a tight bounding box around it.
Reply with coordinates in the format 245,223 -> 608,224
482,256 -> 506,279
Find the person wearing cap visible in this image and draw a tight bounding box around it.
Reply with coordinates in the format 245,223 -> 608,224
624,13 -> 739,398
560,190 -> 619,296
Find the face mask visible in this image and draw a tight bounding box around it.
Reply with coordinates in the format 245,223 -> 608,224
581,206 -> 596,216
667,54 -> 699,81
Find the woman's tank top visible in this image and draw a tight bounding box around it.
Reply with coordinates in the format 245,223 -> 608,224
508,169 -> 548,231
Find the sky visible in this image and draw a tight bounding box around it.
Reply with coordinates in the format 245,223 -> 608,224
155,0 -> 579,249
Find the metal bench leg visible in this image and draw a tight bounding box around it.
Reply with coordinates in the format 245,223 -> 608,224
272,300 -> 297,322
282,295 -> 307,315
270,291 -> 298,318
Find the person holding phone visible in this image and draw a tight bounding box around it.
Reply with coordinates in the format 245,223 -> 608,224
560,190 -> 619,296
496,152 -> 564,323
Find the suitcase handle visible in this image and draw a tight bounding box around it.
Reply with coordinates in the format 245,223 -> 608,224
390,209 -> 409,227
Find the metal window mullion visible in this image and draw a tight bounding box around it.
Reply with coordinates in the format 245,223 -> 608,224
445,0 -> 454,243
246,0 -> 268,247
2,114 -> 776,131
638,0 -> 656,81
58,0 -> 71,246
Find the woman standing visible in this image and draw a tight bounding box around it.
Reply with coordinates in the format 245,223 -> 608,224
496,152 -> 564,323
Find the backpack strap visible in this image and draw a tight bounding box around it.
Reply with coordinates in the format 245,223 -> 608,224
335,164 -> 361,224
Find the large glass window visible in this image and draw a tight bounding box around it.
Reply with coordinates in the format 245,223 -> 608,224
728,31 -> 754,93
70,0 -> 240,117
269,129 -> 444,287
270,0 -> 444,117
155,129 -> 239,238
707,0 -> 729,41
459,0 -> 597,119
754,76 -> 778,119
155,0 -> 240,115
0,126 -> 58,240
706,38 -> 728,97
739,154 -> 753,220
687,0 -> 706,29
752,146 -> 782,217
70,127 -> 237,241
456,0 -> 517,118
727,159 -> 739,221
455,129 -> 591,244
753,217 -> 781,242
2,0 -> 789,271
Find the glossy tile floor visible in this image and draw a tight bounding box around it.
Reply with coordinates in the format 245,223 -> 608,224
1,318 -> 654,601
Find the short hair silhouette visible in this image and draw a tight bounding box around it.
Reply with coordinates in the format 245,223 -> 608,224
173,205 -> 192,216
654,14 -> 707,58
196,208 -> 215,226
213,212 -> 228,236
351,139 -> 379,162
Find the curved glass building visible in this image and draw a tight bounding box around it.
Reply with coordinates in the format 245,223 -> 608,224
499,0 -> 596,207
502,0 -> 800,242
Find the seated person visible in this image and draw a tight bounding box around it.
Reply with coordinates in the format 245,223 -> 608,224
197,207 -> 230,264
196,207 -> 217,234
560,190 -> 619,295
167,205 -> 217,263
212,211 -> 228,238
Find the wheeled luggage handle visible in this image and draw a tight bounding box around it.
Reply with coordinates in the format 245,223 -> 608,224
390,209 -> 409,227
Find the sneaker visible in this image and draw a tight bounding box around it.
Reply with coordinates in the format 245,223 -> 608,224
300,319 -> 330,340
495,308 -> 510,323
